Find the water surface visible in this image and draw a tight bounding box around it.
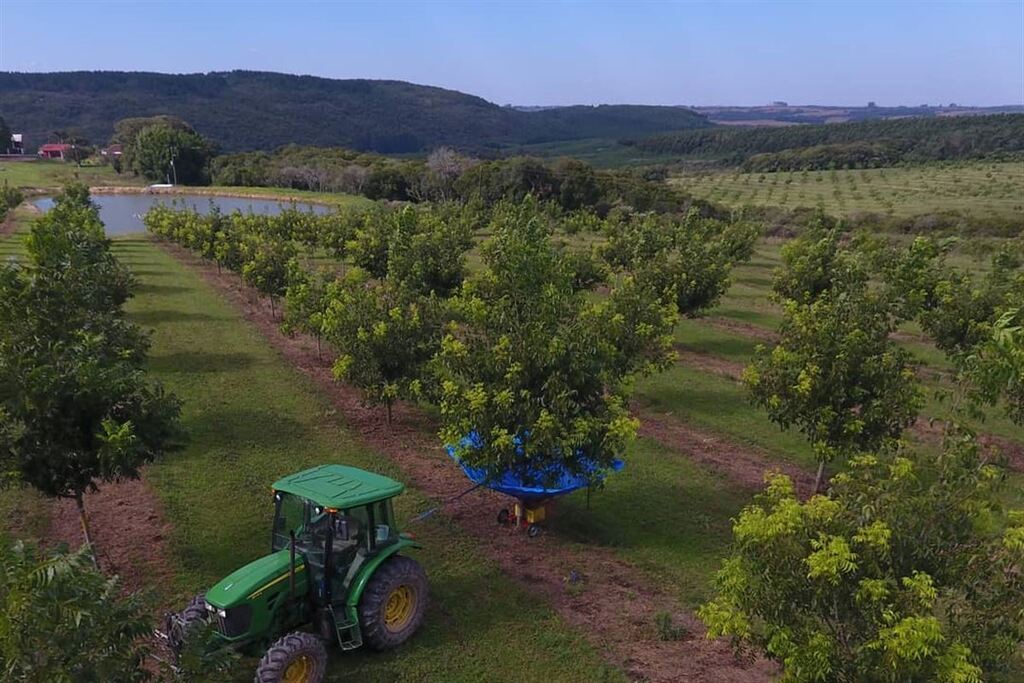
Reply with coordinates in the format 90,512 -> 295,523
33,193 -> 329,235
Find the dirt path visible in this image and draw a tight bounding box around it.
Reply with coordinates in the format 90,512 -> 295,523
697,316 -> 779,344
639,408 -> 817,499
160,241 -> 775,683
676,344 -> 747,381
49,479 -> 178,594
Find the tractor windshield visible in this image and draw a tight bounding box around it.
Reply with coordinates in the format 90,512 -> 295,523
272,491 -> 332,552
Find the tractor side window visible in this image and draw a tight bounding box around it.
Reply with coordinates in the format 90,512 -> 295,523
272,493 -> 307,552
342,505 -> 373,550
373,500 -> 395,545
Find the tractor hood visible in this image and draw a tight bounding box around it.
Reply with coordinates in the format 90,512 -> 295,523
205,548 -> 305,609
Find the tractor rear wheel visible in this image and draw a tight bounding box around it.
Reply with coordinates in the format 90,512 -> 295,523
254,631 -> 327,683
358,555 -> 428,651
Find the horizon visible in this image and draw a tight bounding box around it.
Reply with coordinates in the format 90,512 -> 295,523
1,0 -> 1022,108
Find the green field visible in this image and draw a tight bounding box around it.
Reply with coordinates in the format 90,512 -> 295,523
0,159 -> 137,190
670,160 -> 1024,220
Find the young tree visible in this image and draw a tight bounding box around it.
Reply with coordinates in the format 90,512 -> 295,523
240,233 -> 297,318
321,273 -> 442,425
771,222 -> 867,305
385,204 -> 474,298
0,186 -> 181,560
699,434 -> 1024,682
602,209 -> 758,317
436,198 -> 676,481
745,273 -> 922,492
281,262 -> 333,361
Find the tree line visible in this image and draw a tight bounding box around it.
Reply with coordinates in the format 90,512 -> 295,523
628,114 -> 1024,170
144,197 -> 757,476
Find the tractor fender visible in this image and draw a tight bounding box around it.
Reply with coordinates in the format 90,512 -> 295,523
344,538 -> 419,611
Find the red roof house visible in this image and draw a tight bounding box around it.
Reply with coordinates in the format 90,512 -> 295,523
38,143 -> 72,160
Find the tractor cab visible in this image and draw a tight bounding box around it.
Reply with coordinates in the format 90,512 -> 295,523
270,466 -> 406,614
168,465 -> 428,683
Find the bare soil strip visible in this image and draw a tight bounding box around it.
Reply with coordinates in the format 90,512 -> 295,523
675,344 -> 747,381
161,241 -> 775,683
638,408 -> 817,499
50,479 -> 178,595
697,316 -> 779,343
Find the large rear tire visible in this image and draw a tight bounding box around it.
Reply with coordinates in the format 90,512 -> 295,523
358,555 -> 428,651
254,631 -> 327,683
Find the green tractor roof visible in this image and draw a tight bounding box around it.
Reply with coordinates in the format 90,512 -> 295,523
272,464 -> 404,509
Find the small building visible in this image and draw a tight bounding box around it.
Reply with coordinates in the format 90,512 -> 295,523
8,133 -> 24,155
38,143 -> 72,160
100,143 -> 123,157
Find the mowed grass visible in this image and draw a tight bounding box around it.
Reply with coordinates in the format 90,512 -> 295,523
553,437 -> 752,609
0,159 -> 137,189
112,237 -> 623,683
670,160 -> 1024,221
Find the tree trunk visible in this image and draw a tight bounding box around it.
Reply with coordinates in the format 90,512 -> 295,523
316,334 -> 322,362
813,461 -> 826,494
270,296 -> 276,319
74,493 -> 100,570
386,400 -> 393,428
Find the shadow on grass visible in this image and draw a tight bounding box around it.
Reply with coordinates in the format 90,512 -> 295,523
149,351 -> 257,374
131,309 -> 223,325
135,282 -> 194,295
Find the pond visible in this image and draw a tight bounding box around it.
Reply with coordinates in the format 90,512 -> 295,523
32,193 -> 330,235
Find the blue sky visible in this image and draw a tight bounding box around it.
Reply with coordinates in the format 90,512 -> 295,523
1,1 -> 1021,106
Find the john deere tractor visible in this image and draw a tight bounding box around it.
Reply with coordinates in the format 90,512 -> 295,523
165,464 -> 428,683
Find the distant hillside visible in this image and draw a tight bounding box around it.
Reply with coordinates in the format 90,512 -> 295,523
693,104 -> 1024,126
0,70 -> 711,154
628,114 -> 1024,169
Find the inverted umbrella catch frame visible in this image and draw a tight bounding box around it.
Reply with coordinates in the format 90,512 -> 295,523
445,432 -> 625,538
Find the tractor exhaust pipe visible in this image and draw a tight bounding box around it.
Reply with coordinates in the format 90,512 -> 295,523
289,530 -> 296,596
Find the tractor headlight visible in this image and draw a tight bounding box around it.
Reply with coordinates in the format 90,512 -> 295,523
217,608 -> 227,618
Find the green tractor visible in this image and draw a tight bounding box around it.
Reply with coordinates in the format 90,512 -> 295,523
165,465 -> 428,682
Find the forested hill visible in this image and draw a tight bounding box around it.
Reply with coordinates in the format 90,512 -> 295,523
0,70 -> 711,154
627,114 -> 1024,169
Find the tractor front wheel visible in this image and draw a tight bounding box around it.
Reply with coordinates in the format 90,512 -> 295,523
358,555 -> 428,651
165,592 -> 208,660
254,631 -> 327,683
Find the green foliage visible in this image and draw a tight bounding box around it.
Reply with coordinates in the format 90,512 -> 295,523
0,185 -> 181,532
346,204 -> 475,297
746,273 -> 921,470
0,181 -> 22,216
962,307 -> 1024,426
699,435 -> 1024,681
240,232 -> 296,313
281,263 -> 333,356
436,198 -> 676,481
322,274 -> 443,423
602,209 -> 758,316
771,222 -> 869,304
0,538 -> 154,682
126,121 -> 214,185
632,114 -> 1024,168
916,243 -> 1023,356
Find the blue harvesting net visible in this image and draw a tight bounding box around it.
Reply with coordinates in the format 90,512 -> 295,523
445,432 -> 625,502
